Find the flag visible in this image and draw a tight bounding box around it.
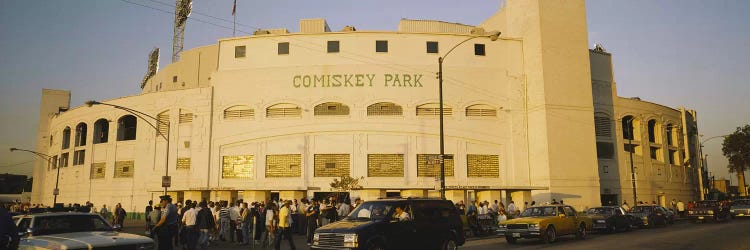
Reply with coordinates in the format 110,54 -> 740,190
232,0 -> 236,16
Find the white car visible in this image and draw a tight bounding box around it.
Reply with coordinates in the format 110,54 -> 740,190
13,212 -> 154,249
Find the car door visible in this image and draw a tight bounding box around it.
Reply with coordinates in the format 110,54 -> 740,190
556,206 -> 574,235
387,202 -> 416,250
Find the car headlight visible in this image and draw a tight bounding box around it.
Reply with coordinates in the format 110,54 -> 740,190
498,224 -> 507,229
689,211 -> 694,215
708,210 -> 714,215
343,234 -> 358,248
596,220 -> 606,223
313,233 -> 319,245
528,224 -> 540,231
730,209 -> 735,212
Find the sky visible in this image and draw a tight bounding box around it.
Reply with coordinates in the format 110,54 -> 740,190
1,0 -> 749,185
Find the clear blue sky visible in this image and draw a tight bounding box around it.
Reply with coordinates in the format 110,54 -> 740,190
1,0 -> 748,184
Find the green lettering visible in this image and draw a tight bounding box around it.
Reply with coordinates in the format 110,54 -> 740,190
393,74 -> 401,86
414,74 -> 423,87
302,75 -> 311,87
366,74 -> 375,86
344,75 -> 354,87
332,75 -> 342,87
293,75 -> 301,88
355,74 -> 364,86
403,74 -> 412,87
314,75 -> 326,87
384,74 -> 393,86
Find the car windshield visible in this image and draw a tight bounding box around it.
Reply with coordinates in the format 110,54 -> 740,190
33,214 -> 113,236
630,206 -> 653,213
695,201 -> 718,208
520,206 -> 557,217
346,202 -> 394,221
733,200 -> 750,205
587,207 -> 614,215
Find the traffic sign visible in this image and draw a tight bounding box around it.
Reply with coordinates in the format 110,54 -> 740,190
53,188 -> 59,195
162,176 -> 171,187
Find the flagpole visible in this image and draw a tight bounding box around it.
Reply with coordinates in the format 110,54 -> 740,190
232,0 -> 236,36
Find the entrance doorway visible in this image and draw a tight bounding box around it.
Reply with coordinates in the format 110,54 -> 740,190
600,194 -> 618,206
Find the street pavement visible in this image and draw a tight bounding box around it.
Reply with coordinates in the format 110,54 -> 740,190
121,218 -> 750,249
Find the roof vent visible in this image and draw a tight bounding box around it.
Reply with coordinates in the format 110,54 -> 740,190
341,25 -> 356,32
253,30 -> 271,35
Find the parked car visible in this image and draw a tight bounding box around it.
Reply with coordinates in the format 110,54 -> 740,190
628,205 -> 674,228
730,199 -> 750,219
586,206 -> 635,233
13,212 -> 154,249
498,205 -> 592,244
312,198 -> 465,250
688,200 -> 730,222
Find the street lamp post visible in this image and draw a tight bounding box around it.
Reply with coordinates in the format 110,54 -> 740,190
10,147 -> 58,204
85,100 -> 170,195
625,117 -> 637,205
437,31 -> 500,199
699,135 -> 728,200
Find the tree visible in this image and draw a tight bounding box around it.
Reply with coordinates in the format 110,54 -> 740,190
330,175 -> 364,192
721,125 -> 750,197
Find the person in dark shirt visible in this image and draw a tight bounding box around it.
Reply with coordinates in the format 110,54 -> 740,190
306,199 -> 320,245
0,206 -> 19,249
154,195 -> 179,250
195,201 -> 214,250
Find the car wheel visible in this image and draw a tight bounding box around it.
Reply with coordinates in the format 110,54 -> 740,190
608,223 -> 616,233
625,221 -> 633,232
575,223 -> 587,239
505,236 -> 517,244
543,226 -> 557,243
441,238 -> 457,250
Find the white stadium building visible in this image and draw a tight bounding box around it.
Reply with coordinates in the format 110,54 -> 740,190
31,0 -> 701,213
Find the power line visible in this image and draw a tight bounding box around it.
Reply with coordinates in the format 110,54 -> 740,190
0,160 -> 35,168
149,0 -> 262,30
118,0 -> 254,35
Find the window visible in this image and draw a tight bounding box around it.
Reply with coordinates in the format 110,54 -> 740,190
114,160 -> 134,178
90,163 -> 105,179
59,153 -> 69,168
314,154 -> 350,177
467,154 -> 499,178
62,127 -> 71,149
266,154 -> 302,177
327,41 -> 339,53
224,105 -> 254,120
367,102 -> 403,116
266,103 -> 301,118
622,116 -> 635,140
666,124 -> 676,146
367,154 -> 404,177
426,41 -> 439,53
595,115 -> 612,137
417,154 -> 454,177
172,76 -> 178,83
668,149 -> 677,165
603,165 -> 609,174
376,40 -> 388,52
93,119 -> 109,144
466,104 -> 496,117
51,155 -> 58,169
117,115 -> 137,141
648,119 -> 658,143
650,146 -> 660,161
74,123 -> 87,147
157,111 -> 170,136
624,144 -> 638,154
73,150 -> 85,165
474,44 -> 485,56
177,157 -> 190,170
278,42 -> 289,55
222,155 -> 254,178
596,142 -> 614,159
179,110 -> 193,124
49,135 -> 53,146
235,45 -> 246,58
314,102 -> 349,116
416,103 -> 452,116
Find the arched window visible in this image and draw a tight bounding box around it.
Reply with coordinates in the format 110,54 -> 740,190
466,104 -> 497,117
314,102 -> 349,116
266,103 -> 301,118
224,105 -> 254,120
648,119 -> 658,143
666,124 -> 675,146
117,115 -> 137,141
62,127 -> 71,149
74,123 -> 87,147
93,119 -> 109,144
622,116 -> 635,140
416,103 -> 452,116
367,102 -> 402,116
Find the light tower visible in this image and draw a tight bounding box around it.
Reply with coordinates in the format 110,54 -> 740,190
172,0 -> 192,63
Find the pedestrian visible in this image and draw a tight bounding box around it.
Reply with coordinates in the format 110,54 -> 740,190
262,202 -> 277,247
148,205 -> 161,238
100,204 -> 110,221
181,201 -> 199,250
154,195 -> 179,250
239,202 -> 250,245
218,201 -> 231,242
497,210 -> 508,225
274,200 -> 297,250
306,199 -> 320,245
195,201 -> 215,250
229,201 -> 240,243
677,200 -> 685,218
621,200 -> 630,212
114,203 -> 126,230
506,201 -> 517,219
145,200 -> 153,231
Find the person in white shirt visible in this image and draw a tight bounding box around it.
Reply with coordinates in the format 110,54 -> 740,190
181,202 -> 200,249
337,200 -> 351,220
507,201 -> 517,219
393,206 -> 410,221
479,202 -> 488,215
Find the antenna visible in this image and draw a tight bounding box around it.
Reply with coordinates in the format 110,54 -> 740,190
141,48 -> 160,89
172,0 -> 192,63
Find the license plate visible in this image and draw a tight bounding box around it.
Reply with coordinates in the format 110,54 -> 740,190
512,233 -> 521,238
698,216 -> 704,219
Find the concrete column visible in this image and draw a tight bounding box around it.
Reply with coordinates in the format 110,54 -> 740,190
400,189 -> 427,198
211,190 -> 237,203
354,189 -> 385,202
509,190 -> 532,210
477,190 -> 502,204
444,190 -> 465,204
242,190 -> 271,203
279,191 -> 306,201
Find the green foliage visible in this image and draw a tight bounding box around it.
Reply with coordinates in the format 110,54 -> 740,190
330,175 -> 364,191
721,125 -> 750,173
